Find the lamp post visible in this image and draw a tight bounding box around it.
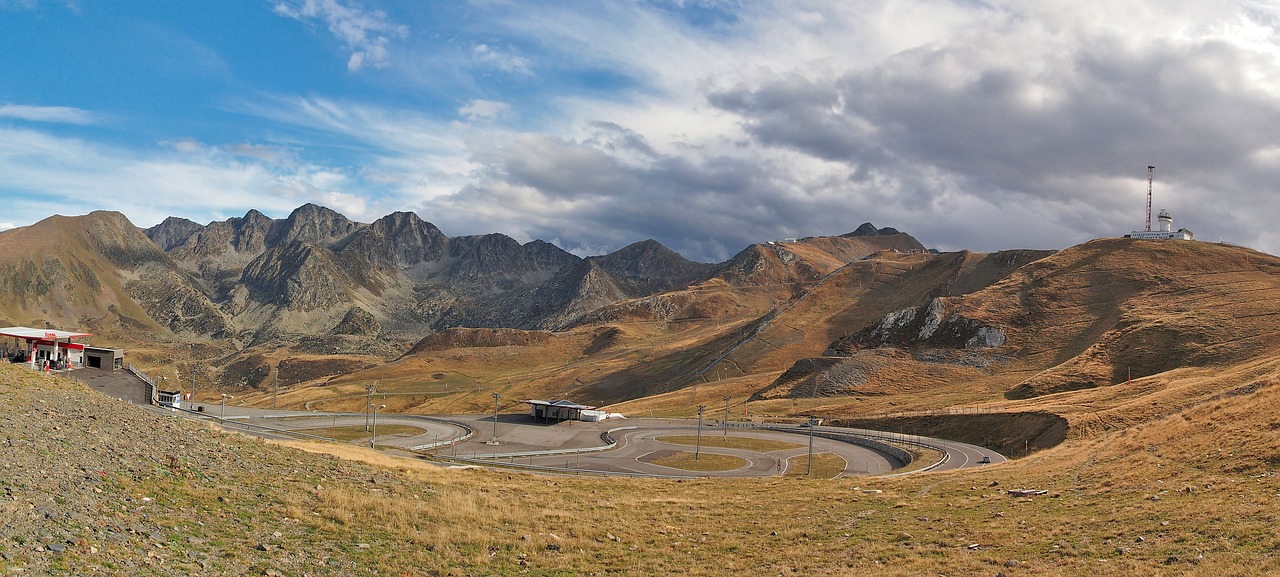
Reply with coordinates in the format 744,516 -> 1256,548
806,416 -> 818,476
220,394 -> 233,421
723,396 -> 730,440
488,392 -> 501,445
364,383 -> 374,431
695,405 -> 705,460
370,404 -> 386,448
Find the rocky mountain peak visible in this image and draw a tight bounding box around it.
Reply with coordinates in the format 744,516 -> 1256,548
78,211 -> 170,269
589,239 -> 716,297
146,216 -> 204,251
844,223 -> 902,237
266,203 -> 363,248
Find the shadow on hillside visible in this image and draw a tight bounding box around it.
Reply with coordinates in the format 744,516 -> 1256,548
832,411 -> 1068,458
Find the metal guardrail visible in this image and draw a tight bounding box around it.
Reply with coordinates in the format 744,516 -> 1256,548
127,364 -> 157,405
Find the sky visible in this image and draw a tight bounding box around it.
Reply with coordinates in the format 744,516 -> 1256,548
2,1 -> 1280,262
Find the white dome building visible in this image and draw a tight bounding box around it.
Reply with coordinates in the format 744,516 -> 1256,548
1126,209 -> 1194,240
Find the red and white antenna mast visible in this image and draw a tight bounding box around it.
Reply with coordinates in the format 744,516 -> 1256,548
1146,165 -> 1154,231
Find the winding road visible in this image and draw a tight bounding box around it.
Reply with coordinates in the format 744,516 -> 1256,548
161,402 -> 1005,478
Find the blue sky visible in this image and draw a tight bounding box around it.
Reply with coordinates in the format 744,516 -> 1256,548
3,1 -> 1280,261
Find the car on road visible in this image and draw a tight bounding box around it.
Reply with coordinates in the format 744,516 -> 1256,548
979,455 -> 992,464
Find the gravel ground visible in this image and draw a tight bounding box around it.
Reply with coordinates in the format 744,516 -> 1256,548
0,366 -> 406,576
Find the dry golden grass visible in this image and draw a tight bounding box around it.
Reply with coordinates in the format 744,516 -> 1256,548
784,452 -> 846,478
9,359 -> 1280,576
16,239 -> 1280,574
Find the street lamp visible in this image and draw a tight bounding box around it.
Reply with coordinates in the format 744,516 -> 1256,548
369,404 -> 386,448
723,396 -> 730,440
364,383 -> 374,432
487,392 -> 501,445
806,416 -> 819,476
695,405 -> 705,460
220,394 -> 234,421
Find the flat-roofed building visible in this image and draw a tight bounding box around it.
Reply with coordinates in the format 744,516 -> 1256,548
522,399 -> 597,421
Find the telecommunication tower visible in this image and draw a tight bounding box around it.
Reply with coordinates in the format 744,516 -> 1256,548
1146,165 -> 1154,231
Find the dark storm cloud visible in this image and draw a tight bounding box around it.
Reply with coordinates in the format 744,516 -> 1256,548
702,24 -> 1280,251
415,2 -> 1280,260
424,123 -> 886,262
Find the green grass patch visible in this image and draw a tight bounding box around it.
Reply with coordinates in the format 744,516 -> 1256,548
294,424 -> 425,442
655,435 -> 804,452
649,451 -> 747,472
784,452 -> 846,478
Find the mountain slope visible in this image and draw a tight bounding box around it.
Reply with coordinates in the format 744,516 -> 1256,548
0,211 -> 228,341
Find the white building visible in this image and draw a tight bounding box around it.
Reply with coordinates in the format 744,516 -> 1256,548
1126,209 -> 1193,240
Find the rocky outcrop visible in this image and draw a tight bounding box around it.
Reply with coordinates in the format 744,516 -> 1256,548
332,306 -> 380,336
843,222 -> 902,237
826,297 -> 1006,354
240,241 -> 351,311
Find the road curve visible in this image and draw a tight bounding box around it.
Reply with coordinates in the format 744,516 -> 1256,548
157,404 -> 1005,477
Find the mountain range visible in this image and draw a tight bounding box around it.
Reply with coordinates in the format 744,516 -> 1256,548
0,205 -> 920,356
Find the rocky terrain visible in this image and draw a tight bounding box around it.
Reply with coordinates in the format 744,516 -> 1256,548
0,206 -> 920,350
0,365 -> 409,576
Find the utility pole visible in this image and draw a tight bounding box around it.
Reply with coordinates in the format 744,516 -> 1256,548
370,404 -> 386,448
723,396 -> 730,440
487,392 -> 501,445
806,416 -> 817,476
695,405 -> 705,460
364,383 -> 374,432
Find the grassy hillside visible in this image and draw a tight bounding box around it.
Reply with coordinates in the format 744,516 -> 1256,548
4,361 -> 1280,576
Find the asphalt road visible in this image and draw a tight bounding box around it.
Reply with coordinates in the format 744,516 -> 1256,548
87,376 -> 1005,478
514,426 -> 900,478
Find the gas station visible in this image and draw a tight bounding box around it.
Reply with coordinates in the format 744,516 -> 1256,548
0,326 -> 101,371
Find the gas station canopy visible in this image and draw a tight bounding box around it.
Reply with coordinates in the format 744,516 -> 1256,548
0,327 -> 93,341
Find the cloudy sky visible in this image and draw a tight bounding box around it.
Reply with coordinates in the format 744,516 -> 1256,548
2,1 -> 1278,261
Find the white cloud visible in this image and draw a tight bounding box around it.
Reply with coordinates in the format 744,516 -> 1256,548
0,104 -> 94,125
0,124 -> 387,229
12,1 -> 1280,263
273,0 -> 408,72
471,43 -> 532,75
458,99 -> 512,122
0,222 -> 14,231
166,138 -> 203,153
409,0 -> 1280,258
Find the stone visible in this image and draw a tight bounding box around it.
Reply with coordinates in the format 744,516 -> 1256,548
45,543 -> 66,553
1003,559 -> 1020,567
